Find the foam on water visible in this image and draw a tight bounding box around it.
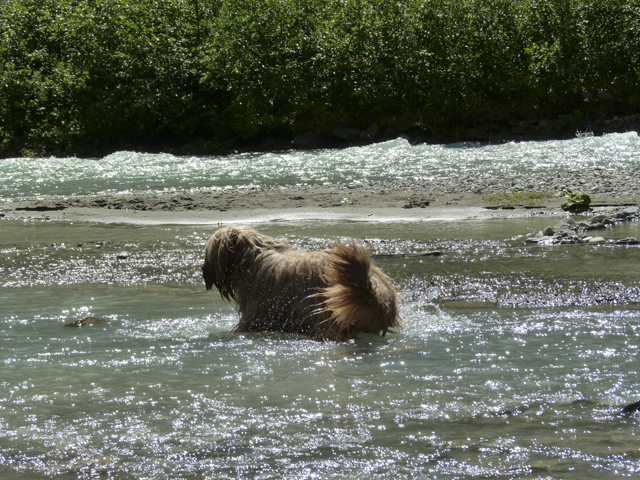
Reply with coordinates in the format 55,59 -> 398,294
1,132 -> 639,198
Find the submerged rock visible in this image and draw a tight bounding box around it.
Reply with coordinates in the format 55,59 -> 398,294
65,316 -> 106,327
525,207 -> 640,246
622,399 -> 640,414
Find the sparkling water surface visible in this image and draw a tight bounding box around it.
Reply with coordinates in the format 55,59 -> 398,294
1,218 -> 639,479
1,135 -> 640,478
1,132 -> 640,198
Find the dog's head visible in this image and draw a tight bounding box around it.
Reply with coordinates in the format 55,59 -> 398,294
202,226 -> 248,302
202,225 -> 284,302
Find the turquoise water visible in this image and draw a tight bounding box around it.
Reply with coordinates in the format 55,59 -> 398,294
1,132 -> 640,198
1,135 -> 640,478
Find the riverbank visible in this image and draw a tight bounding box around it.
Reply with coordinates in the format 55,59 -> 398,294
2,169 -> 639,225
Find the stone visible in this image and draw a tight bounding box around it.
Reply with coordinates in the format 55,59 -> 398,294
65,316 -> 106,327
590,215 -> 609,224
537,236 -> 556,245
616,237 -> 639,245
588,237 -> 606,244
622,399 -> 640,414
526,235 -> 557,245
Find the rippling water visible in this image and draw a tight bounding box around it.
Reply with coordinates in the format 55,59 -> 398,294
2,135 -> 640,478
1,132 -> 640,198
1,219 -> 639,479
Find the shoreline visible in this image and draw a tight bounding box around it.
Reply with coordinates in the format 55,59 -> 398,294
2,176 -> 639,225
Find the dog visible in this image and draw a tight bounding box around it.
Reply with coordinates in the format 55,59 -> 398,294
202,226 -> 400,341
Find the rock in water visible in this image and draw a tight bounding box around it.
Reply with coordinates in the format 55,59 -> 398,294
65,316 -> 106,327
622,399 -> 640,414
616,237 -> 640,245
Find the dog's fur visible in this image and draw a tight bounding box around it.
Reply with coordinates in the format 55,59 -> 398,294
202,226 -> 400,341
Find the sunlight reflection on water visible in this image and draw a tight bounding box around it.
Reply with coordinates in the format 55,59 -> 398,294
0,218 -> 639,478
1,132 -> 639,198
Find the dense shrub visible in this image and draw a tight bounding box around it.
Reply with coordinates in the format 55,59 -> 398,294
1,0 -> 638,156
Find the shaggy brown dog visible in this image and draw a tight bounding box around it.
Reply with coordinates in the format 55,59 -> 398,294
202,226 -> 400,341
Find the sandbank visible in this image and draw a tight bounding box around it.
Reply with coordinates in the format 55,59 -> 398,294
2,182 -> 638,225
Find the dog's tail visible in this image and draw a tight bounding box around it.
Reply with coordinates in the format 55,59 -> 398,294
320,241 -> 400,340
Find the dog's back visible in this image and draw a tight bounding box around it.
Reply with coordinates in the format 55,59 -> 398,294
233,248 -> 332,336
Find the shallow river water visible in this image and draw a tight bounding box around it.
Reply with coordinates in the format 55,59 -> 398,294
1,217 -> 639,479
2,135 -> 640,478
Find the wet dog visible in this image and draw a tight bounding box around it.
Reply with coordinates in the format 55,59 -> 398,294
202,226 -> 400,341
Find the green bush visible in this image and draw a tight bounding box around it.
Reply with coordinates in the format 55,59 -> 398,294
1,0 -> 638,156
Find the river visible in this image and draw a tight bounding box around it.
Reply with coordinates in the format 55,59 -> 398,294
1,134 -> 639,479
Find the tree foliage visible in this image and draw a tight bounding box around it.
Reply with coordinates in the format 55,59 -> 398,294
1,0 -> 638,156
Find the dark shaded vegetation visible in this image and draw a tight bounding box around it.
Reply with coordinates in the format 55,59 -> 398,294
1,0 -> 638,157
